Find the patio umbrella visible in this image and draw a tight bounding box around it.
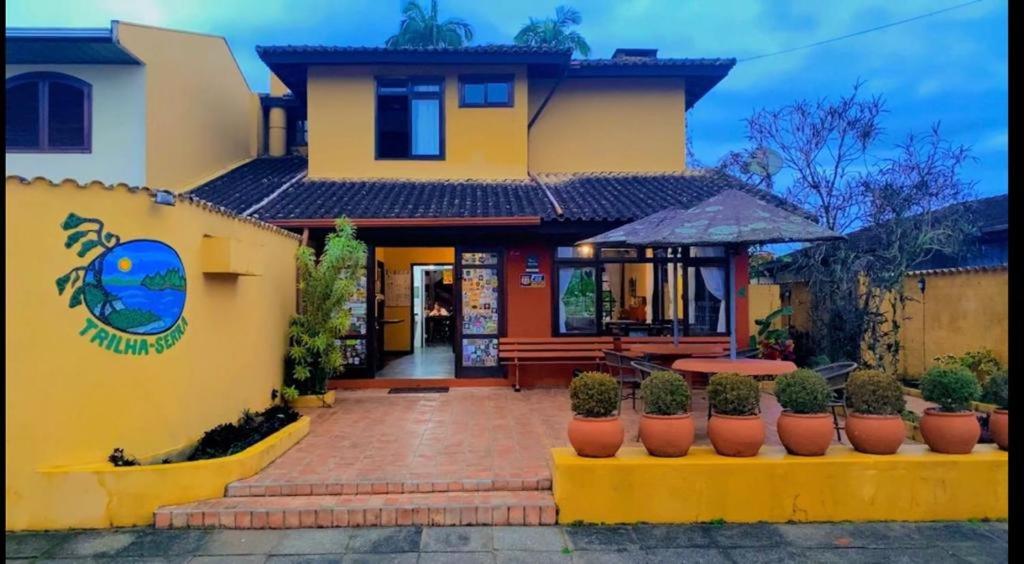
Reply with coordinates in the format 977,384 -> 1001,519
579,190 -> 844,356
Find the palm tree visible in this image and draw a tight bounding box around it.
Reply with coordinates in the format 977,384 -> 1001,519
514,5 -> 591,57
385,0 -> 473,48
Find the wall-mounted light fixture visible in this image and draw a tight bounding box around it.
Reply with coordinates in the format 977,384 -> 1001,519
153,190 -> 176,206
917,276 -> 926,294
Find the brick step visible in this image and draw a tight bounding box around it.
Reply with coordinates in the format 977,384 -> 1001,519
155,490 -> 557,529
226,475 -> 552,497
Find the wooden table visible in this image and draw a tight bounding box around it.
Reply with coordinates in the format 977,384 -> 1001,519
625,343 -> 729,361
670,357 -> 797,376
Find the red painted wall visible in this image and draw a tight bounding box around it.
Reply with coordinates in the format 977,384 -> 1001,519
734,250 -> 750,350
504,245 -> 553,338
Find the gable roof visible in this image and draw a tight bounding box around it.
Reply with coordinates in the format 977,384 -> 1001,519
188,157 -> 812,228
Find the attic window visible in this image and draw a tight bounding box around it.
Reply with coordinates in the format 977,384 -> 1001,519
5,71 -> 92,153
459,75 -> 514,108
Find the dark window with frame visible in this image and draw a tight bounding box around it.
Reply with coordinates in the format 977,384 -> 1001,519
552,245 -> 730,337
376,77 -> 444,159
459,74 -> 514,107
6,72 -> 91,153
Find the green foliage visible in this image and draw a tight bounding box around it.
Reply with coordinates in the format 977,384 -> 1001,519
749,306 -> 795,361
640,371 -> 691,415
188,404 -> 300,461
981,370 -> 1008,409
514,5 -> 591,57
920,364 -> 981,413
807,355 -> 831,369
569,371 -> 619,418
774,369 -> 831,414
386,0 -> 473,48
900,410 -> 920,423
141,268 -> 186,291
286,218 -> 367,395
846,370 -> 906,415
707,372 -> 760,416
933,349 -> 1003,385
108,448 -> 139,467
281,386 -> 300,402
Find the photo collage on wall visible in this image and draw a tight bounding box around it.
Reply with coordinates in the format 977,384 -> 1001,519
462,338 -> 499,367
341,270 -> 367,367
461,267 -> 498,335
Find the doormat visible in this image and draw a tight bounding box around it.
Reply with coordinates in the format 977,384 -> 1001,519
387,387 -> 450,394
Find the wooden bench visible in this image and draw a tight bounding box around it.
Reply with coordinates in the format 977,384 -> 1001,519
498,336 -> 732,391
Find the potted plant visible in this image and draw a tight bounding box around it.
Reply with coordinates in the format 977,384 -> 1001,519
982,370 -> 1008,450
707,373 -> 764,457
638,371 -> 694,457
919,364 -> 982,454
844,370 -> 906,455
567,371 -> 624,458
774,369 -> 834,456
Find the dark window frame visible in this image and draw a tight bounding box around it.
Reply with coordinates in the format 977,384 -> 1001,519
458,74 -> 515,108
551,245 -> 731,337
374,76 -> 446,161
5,71 -> 92,154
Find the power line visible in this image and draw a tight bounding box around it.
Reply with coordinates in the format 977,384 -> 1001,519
738,0 -> 985,63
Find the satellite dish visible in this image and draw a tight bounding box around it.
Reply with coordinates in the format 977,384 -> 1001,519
746,147 -> 783,177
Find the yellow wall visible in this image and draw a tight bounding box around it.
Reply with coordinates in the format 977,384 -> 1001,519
899,268 -> 1008,377
376,247 -> 455,351
270,72 -> 289,96
528,77 -> 687,173
5,176 -> 299,531
116,22 -> 257,191
758,269 -> 1007,376
308,65 -> 529,180
748,283 -> 782,338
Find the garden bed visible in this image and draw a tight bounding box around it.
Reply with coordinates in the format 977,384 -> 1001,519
33,416 -> 310,529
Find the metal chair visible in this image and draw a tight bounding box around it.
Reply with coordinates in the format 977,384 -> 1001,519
603,350 -> 643,412
814,362 -> 859,442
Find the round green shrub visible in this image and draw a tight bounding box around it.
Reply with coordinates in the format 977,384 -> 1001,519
981,370 -> 1008,409
921,364 -> 981,412
707,372 -> 760,416
641,371 -> 691,415
774,369 -> 831,414
569,371 -> 620,418
846,370 -> 905,416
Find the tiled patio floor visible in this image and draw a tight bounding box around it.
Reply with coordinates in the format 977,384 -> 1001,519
238,388 -> 799,491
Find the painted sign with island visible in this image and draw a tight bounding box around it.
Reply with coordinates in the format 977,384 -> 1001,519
55,212 -> 188,355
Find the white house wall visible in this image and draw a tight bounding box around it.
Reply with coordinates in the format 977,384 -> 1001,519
5,64 -> 147,187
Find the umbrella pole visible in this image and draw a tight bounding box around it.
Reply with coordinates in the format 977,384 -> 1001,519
671,252 -> 679,346
729,247 -> 737,360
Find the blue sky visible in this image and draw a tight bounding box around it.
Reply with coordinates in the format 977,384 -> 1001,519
6,0 -> 1008,198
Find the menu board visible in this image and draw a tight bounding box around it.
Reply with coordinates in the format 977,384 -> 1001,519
385,269 -> 410,306
463,338 -> 499,367
461,267 -> 499,334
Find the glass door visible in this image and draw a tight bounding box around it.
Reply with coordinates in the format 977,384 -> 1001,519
455,249 -> 503,377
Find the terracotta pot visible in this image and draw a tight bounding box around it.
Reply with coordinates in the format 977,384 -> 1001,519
989,409 -> 1008,451
567,416 -> 624,458
920,408 -> 981,454
707,413 -> 764,457
777,412 -> 834,456
639,413 -> 695,457
845,413 -> 905,455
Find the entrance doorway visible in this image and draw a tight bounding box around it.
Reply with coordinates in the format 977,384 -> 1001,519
374,247 -> 455,378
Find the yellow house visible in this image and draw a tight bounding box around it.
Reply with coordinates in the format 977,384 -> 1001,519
192,45 -> 794,384
5,21 -> 260,191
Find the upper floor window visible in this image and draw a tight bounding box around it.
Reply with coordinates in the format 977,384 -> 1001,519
6,72 -> 92,153
459,75 -> 514,107
376,77 -> 444,160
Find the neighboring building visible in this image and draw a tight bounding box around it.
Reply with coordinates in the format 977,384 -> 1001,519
5,21 -> 260,190
191,45 -> 798,383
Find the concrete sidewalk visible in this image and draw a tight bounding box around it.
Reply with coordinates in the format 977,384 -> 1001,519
6,522 -> 1007,563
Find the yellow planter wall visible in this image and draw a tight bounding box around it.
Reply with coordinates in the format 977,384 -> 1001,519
5,176 -> 300,530
552,446 -> 1007,524
35,417 -> 309,529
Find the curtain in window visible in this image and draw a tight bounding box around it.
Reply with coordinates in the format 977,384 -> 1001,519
410,98 -> 440,156
690,246 -> 727,333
